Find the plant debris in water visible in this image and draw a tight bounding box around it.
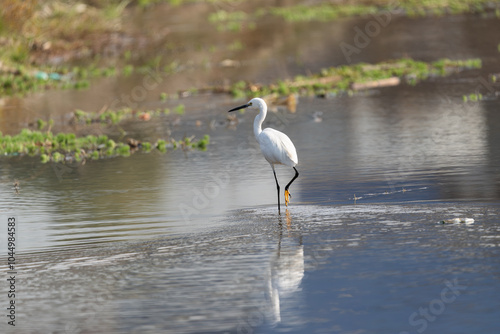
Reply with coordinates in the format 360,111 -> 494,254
71,104 -> 185,125
225,57 -> 482,98
264,0 -> 499,22
0,129 -> 210,163
0,63 -> 120,96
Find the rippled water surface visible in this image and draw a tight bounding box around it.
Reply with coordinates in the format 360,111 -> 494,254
2,91 -> 499,253
1,8 -> 500,334
3,204 -> 500,333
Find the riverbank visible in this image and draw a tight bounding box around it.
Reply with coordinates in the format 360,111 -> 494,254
1,0 -> 499,96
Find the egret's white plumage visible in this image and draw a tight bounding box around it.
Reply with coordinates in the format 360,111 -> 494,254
228,97 -> 299,214
259,128 -> 298,167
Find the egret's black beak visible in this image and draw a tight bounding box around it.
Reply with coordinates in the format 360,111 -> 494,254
228,103 -> 251,112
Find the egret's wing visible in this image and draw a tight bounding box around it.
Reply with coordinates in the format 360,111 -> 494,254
259,128 -> 298,166
278,133 -> 298,165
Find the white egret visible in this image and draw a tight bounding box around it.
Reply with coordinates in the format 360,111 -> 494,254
228,98 -> 299,214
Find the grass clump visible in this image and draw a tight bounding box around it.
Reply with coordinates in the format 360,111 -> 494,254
400,0 -> 495,16
269,4 -> 379,22
462,92 -> 483,102
0,0 -> 125,65
0,129 -> 211,163
174,104 -> 185,115
208,10 -> 253,31
0,63 -> 126,96
196,135 -> 210,151
72,103 -> 188,126
227,57 -> 482,98
156,139 -> 167,153
265,0 -> 498,22
0,1 -> 133,96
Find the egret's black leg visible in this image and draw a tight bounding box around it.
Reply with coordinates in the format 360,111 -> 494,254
284,167 -> 299,206
272,166 -> 281,215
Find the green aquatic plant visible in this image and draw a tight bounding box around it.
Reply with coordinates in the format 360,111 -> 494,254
228,40 -> 244,51
0,129 -> 210,163
174,104 -> 185,115
122,64 -> 134,77
74,151 -> 83,162
463,92 -> 483,102
269,3 -> 378,22
114,144 -> 129,157
52,151 -> 64,163
208,10 -> 253,32
106,139 -> 116,149
163,60 -> 181,75
156,139 -> 167,153
265,0 -> 497,22
0,63 -> 125,96
142,142 -> 152,152
40,153 -> 50,163
91,150 -> 100,160
209,0 -> 500,33
37,119 -> 47,131
72,104 -> 188,126
196,135 -> 210,151
400,0 -> 495,16
227,57 -> 483,98
230,80 -> 248,99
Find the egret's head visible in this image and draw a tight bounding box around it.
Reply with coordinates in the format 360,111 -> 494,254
228,97 -> 266,113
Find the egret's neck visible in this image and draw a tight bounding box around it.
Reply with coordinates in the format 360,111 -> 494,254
253,105 -> 267,140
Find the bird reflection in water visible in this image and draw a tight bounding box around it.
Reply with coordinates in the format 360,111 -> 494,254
266,210 -> 304,325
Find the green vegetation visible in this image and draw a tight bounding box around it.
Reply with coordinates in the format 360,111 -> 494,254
268,4 -> 379,22
0,1 -> 125,66
262,0 -> 498,23
0,64 -> 124,96
0,0 -> 134,96
136,0 -> 243,8
227,58 -> 482,98
0,129 -> 210,163
71,105 -> 185,125
1,0 -> 495,97
462,92 -> 483,102
202,0 -> 500,29
174,104 -> 185,115
208,10 -> 254,32
122,64 -> 134,77
399,0 -> 496,17
37,119 -> 54,131
133,0 -> 497,19
228,40 -> 244,51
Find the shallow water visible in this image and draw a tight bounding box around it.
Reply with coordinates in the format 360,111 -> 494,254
2,204 -> 500,333
2,88 -> 499,252
1,7 -> 500,334
2,87 -> 500,332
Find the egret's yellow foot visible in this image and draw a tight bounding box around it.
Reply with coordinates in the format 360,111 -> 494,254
285,190 -> 291,206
